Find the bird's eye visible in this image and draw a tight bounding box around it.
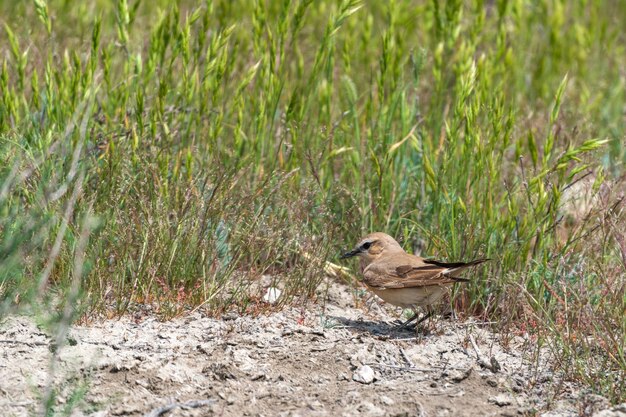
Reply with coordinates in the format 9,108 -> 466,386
362,242 -> 372,250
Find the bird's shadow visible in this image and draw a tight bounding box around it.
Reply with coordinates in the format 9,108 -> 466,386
323,315 -> 429,340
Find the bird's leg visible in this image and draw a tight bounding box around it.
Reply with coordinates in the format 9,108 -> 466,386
415,308 -> 433,326
398,310 -> 420,328
441,303 -> 457,321
412,307 -> 438,335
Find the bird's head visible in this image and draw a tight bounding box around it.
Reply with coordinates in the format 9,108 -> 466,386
340,232 -> 405,266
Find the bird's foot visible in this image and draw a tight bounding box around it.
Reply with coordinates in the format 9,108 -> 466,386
400,322 -> 418,331
441,307 -> 457,321
388,319 -> 414,329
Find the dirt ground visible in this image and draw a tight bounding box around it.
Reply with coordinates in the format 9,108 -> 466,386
0,280 -> 620,417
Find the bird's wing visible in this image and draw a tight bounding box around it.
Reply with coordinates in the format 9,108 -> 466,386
363,255 -> 488,289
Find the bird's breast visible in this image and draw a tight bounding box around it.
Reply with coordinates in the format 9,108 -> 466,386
367,285 -> 447,309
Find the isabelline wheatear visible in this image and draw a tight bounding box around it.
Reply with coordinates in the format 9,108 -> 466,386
341,232 -> 488,328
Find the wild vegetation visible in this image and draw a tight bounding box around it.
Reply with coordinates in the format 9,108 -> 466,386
1,0 -> 624,404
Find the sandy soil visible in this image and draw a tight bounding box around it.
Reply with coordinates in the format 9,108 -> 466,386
0,280 -> 618,417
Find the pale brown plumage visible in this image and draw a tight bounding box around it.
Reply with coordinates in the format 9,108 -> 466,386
341,232 -> 488,326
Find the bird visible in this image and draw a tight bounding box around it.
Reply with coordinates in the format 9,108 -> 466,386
340,232 -> 488,328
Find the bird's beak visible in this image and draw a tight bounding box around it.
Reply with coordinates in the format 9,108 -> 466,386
340,248 -> 361,259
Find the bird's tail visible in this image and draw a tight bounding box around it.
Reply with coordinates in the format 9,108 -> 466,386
424,258 -> 490,281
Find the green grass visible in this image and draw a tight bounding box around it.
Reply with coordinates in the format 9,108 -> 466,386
1,0 -> 625,405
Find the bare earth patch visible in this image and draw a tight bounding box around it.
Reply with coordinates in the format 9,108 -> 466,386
0,282 -> 617,416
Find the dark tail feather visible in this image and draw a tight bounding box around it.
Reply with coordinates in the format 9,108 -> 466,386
424,258 -> 490,269
430,258 -> 489,281
448,276 -> 471,282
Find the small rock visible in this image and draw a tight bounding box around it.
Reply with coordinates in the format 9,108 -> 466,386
263,287 -> 282,304
356,401 -> 385,416
415,402 -> 425,417
542,406 -> 577,417
380,396 -> 394,406
537,373 -> 552,383
490,356 -> 501,372
511,378 -> 524,393
250,372 -> 265,381
307,400 -> 325,411
594,403 -> 626,417
582,394 -> 610,415
435,406 -> 452,416
449,368 -> 472,383
309,328 -> 326,337
486,378 -> 498,387
489,394 -> 513,406
222,312 -> 238,321
516,407 -> 535,416
135,379 -> 149,388
196,343 -> 214,355
515,395 -> 530,408
352,365 -> 375,384
498,412 -> 517,417
311,344 -> 334,352
109,361 -> 134,373
311,375 -> 330,384
256,390 -> 270,399
349,347 -> 375,367
204,363 -> 237,380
